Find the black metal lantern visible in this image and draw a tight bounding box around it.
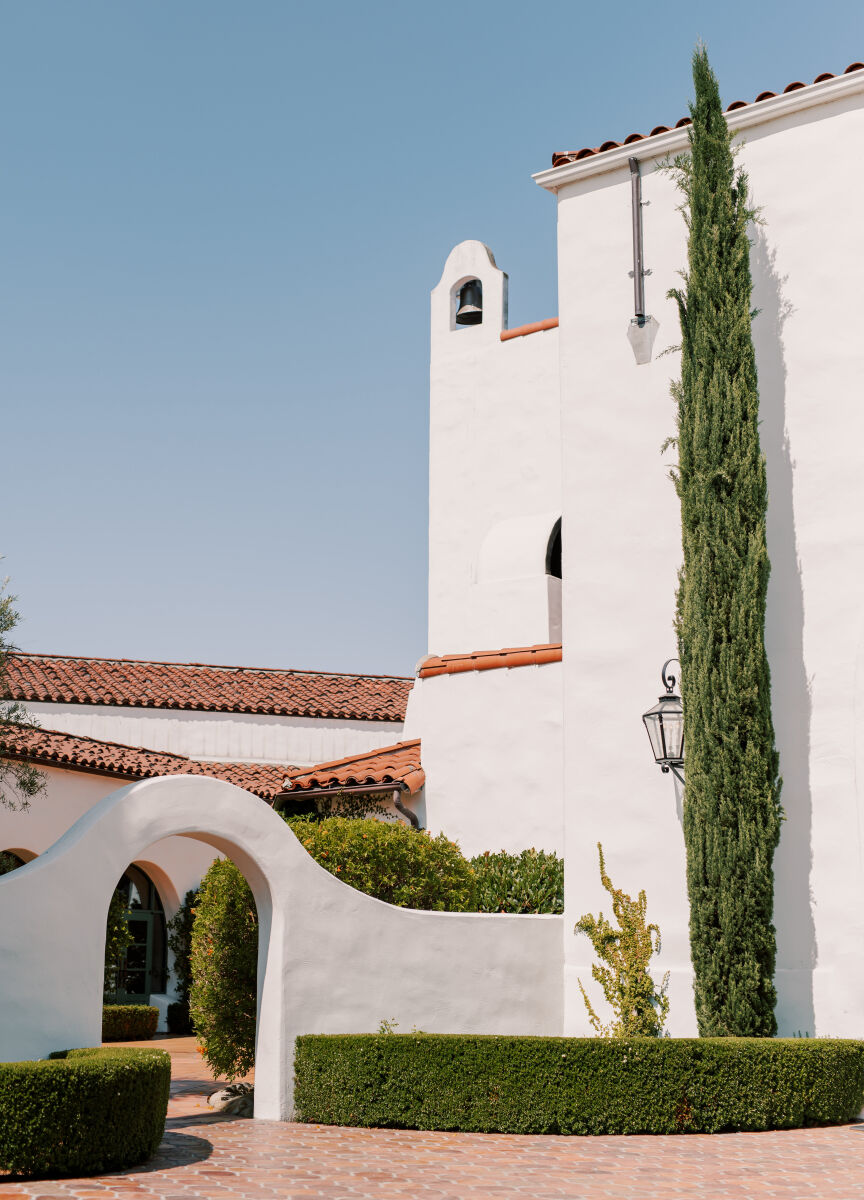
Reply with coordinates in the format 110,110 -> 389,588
642,659 -> 684,783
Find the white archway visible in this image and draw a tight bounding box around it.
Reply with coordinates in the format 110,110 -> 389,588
0,774 -> 564,1119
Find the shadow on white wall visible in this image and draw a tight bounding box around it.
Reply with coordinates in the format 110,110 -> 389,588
752,227 -> 816,1036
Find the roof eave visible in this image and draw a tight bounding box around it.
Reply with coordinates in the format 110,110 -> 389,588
533,69 -> 864,192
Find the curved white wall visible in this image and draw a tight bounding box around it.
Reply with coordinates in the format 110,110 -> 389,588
0,775 -> 564,1119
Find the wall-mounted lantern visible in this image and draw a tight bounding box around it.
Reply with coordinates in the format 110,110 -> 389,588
642,659 -> 684,784
455,279 -> 483,325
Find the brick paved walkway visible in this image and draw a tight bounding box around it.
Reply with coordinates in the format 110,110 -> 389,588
4,1036 -> 864,1198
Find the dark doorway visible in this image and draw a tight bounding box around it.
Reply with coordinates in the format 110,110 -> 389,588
108,864 -> 167,1004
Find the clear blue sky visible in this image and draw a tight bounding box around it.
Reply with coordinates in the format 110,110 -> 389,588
3,1 -> 861,675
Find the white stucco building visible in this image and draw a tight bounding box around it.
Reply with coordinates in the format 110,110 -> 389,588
408,59 -> 864,1040
3,59 -> 864,1065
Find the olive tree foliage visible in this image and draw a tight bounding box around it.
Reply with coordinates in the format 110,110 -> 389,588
0,578 -> 46,811
665,46 -> 782,1036
575,843 -> 669,1038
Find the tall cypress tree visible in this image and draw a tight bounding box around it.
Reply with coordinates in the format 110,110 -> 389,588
669,47 -> 782,1036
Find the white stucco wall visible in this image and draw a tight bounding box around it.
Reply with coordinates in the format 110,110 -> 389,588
429,241 -> 561,655
0,765 -> 217,917
0,776 -> 564,1120
24,701 -> 405,767
539,71 -> 864,1037
406,661 -> 563,856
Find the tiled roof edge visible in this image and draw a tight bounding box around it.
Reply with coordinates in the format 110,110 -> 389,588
500,318 -> 559,342
0,723 -> 291,801
284,738 -> 424,796
418,643 -> 563,678
11,651 -> 411,685
543,61 -> 864,177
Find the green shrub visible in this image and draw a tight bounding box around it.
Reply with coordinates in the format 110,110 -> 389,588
286,816 -> 475,910
0,1047 -> 170,1176
294,1034 -> 864,1135
190,857 -> 258,1081
470,848 -> 563,914
166,888 -> 198,1033
575,843 -> 669,1037
101,1004 -> 159,1042
103,886 -> 133,996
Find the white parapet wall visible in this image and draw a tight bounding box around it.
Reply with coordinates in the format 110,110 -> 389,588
23,702 -> 405,768
407,660 -> 564,856
429,241 -> 562,656
0,775 -> 564,1119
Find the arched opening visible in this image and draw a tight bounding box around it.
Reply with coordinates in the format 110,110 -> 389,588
546,518 -> 562,579
546,518 -> 563,642
0,848 -> 36,874
453,277 -> 483,327
105,864 -> 168,1005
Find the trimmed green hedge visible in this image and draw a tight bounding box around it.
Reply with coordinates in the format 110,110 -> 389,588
294,1034 -> 864,1135
102,1004 -> 159,1042
0,1047 -> 170,1176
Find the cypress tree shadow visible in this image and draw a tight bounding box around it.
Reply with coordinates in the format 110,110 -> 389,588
750,226 -> 816,1036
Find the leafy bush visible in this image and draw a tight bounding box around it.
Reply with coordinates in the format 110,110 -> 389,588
294,1034 -> 864,1135
103,886 -> 134,997
470,848 -> 563,914
101,1004 -> 159,1041
166,888 -> 198,1033
286,816 -> 475,910
0,1046 -> 170,1176
188,826 -> 562,1079
190,858 -> 257,1081
575,843 -> 669,1037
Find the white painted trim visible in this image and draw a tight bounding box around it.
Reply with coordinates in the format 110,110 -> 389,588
533,69 -> 864,191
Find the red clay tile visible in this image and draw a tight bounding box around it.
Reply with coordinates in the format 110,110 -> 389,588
282,739 -> 423,797
418,643 -> 562,679
499,318 -> 559,342
551,63 -> 864,167
5,654 -> 412,724
0,726 -> 292,801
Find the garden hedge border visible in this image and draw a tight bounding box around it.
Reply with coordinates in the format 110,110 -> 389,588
102,1003 -> 159,1041
0,1047 -> 170,1177
294,1034 -> 864,1135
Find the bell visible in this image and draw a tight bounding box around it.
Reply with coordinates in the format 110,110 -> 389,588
456,279 -> 483,325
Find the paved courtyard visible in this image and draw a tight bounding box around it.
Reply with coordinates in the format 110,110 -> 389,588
3,1036 -> 864,1199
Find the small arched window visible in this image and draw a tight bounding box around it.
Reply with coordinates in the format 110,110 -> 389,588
546,518 -> 562,580
455,278 -> 483,326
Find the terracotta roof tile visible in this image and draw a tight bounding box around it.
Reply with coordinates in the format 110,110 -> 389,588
0,723 -> 292,801
5,653 -> 411,723
500,318 -> 559,342
551,62 -> 864,168
283,738 -> 424,797
418,643 -> 562,679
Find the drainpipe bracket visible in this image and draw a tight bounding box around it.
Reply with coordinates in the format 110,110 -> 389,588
627,314 -> 659,365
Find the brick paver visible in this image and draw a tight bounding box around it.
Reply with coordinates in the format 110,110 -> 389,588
3,1036 -> 863,1198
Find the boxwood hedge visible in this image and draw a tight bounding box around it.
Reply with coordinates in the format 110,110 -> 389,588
102,1003 -> 159,1041
0,1047 -> 170,1176
294,1034 -> 864,1135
